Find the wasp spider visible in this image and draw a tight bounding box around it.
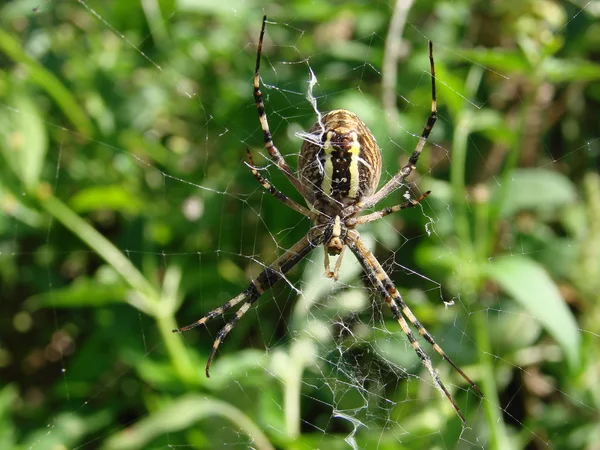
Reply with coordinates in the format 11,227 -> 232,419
174,16 -> 483,424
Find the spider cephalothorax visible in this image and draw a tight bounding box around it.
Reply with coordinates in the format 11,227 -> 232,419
174,15 -> 483,425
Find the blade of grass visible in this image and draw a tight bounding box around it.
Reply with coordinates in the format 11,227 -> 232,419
0,29 -> 93,136
101,394 -> 275,450
36,189 -> 197,383
450,64 -> 510,447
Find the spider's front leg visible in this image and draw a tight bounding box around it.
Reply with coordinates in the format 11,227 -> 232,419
347,190 -> 431,226
173,231 -> 322,377
349,41 -> 437,215
245,148 -> 313,218
253,15 -> 315,204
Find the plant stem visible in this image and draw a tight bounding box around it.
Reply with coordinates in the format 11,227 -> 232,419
38,191 -> 196,384
155,312 -> 198,385
450,64 -> 509,445
473,311 -> 511,449
450,115 -> 472,247
284,351 -> 302,439
38,193 -> 158,301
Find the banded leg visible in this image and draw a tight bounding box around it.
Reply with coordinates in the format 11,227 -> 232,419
173,231 -> 321,377
346,230 -> 482,425
349,191 -> 431,226
353,41 -> 437,213
245,148 -> 313,218
254,16 -> 315,204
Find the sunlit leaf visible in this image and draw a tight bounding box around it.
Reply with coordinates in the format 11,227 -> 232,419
178,0 -> 253,15
101,394 -> 274,450
0,90 -> 47,190
0,184 -> 43,228
69,185 -> 145,215
22,411 -> 113,450
542,57 -> 600,83
0,29 -> 92,136
486,255 -> 580,369
26,279 -> 129,309
495,168 -> 578,217
450,48 -> 530,74
205,349 -> 269,386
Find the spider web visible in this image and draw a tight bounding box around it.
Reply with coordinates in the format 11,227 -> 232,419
1,1 -> 600,449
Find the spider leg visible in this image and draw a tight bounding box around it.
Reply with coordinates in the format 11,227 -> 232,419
173,290 -> 249,334
353,41 -> 437,213
245,148 -> 313,218
174,231 -> 321,377
346,229 -> 482,425
349,191 -> 431,226
391,292 -> 483,396
254,16 -> 315,204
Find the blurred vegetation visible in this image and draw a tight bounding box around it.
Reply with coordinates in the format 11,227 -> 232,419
1,0 -> 600,449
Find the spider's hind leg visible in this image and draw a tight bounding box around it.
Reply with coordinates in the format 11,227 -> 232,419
346,229 -> 482,425
174,232 -> 321,377
391,294 -> 483,398
173,291 -> 249,334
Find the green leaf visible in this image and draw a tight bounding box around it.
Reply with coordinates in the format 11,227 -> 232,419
450,48 -> 530,74
205,349 -> 269,387
495,168 -> 578,217
26,278 -> 129,309
0,29 -> 93,136
542,57 -> 600,83
0,89 -> 47,190
0,385 -> 17,450
178,0 -> 253,15
22,411 -> 113,450
69,185 -> 145,214
465,108 -> 506,134
0,184 -> 43,228
414,243 -> 461,274
486,255 -> 580,369
101,394 -> 274,450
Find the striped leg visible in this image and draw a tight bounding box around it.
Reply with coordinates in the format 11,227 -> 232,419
346,230 -> 482,425
350,191 -> 431,226
254,16 -> 315,204
351,41 -> 437,214
173,232 -> 320,377
245,148 -> 313,218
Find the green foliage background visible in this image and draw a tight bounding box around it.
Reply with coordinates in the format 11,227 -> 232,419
1,0 -> 600,449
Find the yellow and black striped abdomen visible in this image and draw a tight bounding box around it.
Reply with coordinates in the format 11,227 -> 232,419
298,110 -> 381,210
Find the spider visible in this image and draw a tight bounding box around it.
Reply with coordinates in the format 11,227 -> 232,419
174,15 -> 483,424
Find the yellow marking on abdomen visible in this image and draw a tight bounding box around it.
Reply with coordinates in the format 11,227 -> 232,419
321,131 -> 334,195
347,132 -> 361,198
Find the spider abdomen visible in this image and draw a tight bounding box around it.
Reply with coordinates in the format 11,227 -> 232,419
298,110 -> 381,212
